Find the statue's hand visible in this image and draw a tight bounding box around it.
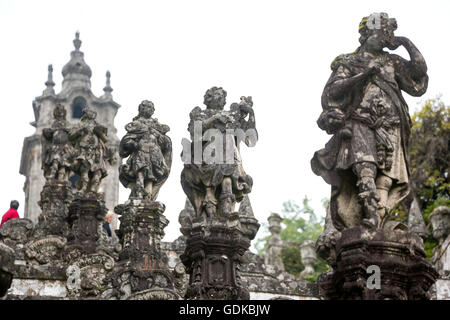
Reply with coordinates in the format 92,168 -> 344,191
213,113 -> 228,124
386,36 -> 406,50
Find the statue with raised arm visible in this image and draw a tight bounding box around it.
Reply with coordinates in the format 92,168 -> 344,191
181,86 -> 257,218
42,104 -> 75,182
311,12 -> 428,233
118,100 -> 172,200
69,108 -> 114,193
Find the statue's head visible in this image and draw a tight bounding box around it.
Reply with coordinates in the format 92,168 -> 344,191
204,87 -> 227,110
81,108 -> 97,121
53,104 -> 67,121
138,100 -> 155,118
359,12 -> 397,51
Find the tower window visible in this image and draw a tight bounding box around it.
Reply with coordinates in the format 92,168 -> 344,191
72,96 -> 87,119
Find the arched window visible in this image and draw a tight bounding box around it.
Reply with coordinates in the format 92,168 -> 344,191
72,96 -> 87,119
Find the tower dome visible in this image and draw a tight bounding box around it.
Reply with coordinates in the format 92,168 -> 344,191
61,32 -> 92,89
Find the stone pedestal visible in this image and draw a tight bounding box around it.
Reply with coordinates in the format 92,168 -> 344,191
34,180 -> 73,238
100,199 -> 181,300
180,215 -> 252,300
64,193 -> 107,260
115,198 -> 168,269
319,227 -> 438,300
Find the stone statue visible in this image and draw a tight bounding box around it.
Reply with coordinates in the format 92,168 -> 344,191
312,13 -> 437,300
181,86 -> 257,218
41,104 -> 75,182
311,12 -> 428,231
69,108 -> 114,193
118,100 -> 172,200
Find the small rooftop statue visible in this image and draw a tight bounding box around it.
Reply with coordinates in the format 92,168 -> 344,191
311,12 -> 428,232
69,108 -> 115,193
119,100 -> 172,200
41,103 -> 75,182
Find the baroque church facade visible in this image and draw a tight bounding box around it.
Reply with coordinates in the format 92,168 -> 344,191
19,32 -> 120,227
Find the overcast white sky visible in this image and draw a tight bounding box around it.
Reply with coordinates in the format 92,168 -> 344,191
0,0 -> 448,243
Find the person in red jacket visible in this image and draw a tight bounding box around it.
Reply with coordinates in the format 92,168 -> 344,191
0,200 -> 20,227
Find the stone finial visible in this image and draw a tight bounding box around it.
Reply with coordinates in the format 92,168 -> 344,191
73,31 -> 81,51
299,240 -> 316,277
43,64 -> 55,95
268,212 -> 282,236
102,70 -> 113,98
265,213 -> 284,271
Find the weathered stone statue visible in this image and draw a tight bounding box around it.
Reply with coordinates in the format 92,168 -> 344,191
100,101 -> 181,300
34,104 -> 75,238
312,13 -> 437,299
69,108 -> 114,193
312,12 -> 428,231
179,87 -> 259,300
181,87 -> 257,218
119,100 -> 172,200
41,104 -> 75,182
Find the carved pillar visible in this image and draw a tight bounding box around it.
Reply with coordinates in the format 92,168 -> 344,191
116,199 -> 168,269
34,179 -> 73,238
64,193 -> 107,259
318,227 -> 438,300
101,198 -> 181,300
180,214 -> 254,300
300,240 -> 316,277
265,212 -> 284,271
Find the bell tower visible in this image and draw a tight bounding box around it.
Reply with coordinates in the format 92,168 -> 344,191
19,32 -> 121,227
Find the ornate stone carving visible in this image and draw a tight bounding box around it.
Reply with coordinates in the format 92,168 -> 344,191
115,199 -> 168,268
119,100 -> 172,200
66,253 -> 115,298
41,104 -> 75,182
25,236 -> 67,265
311,13 -> 437,299
69,108 -> 115,193
0,218 -> 33,246
318,227 -> 438,300
34,181 -> 73,238
65,193 -> 108,260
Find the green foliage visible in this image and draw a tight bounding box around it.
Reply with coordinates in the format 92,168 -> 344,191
281,246 -> 303,277
255,196 -> 329,282
280,197 -> 325,244
409,97 -> 450,258
410,97 -> 449,210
